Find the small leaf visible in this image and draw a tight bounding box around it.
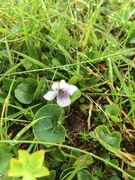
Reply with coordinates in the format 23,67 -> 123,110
77,169 -> 93,180
106,104 -> 120,116
0,60 -> 4,73
33,104 -> 66,145
33,78 -> 46,99
15,82 -> 37,104
11,24 -> 21,34
59,167 -> 75,180
53,149 -> 65,162
0,27 -> 10,35
92,167 -> 102,176
2,78 -> 19,92
73,155 -> 94,168
52,58 -> 62,66
108,115 -> 122,123
0,145 -> 13,176
0,93 -> 7,103
28,38 -> 38,59
68,76 -> 80,85
105,104 -> 122,123
70,89 -> 81,105
8,150 -> 50,179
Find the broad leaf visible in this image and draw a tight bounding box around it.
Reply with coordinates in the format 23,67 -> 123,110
15,81 -> 37,104
95,125 -> 121,149
95,125 -> 135,167
33,104 -> 65,144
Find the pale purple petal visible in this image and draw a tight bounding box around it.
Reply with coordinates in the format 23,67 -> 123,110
59,80 -> 69,90
44,91 -> 58,100
52,82 -> 59,91
67,85 -> 78,95
57,94 -> 71,107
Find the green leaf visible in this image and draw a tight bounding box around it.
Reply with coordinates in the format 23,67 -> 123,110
28,38 -> 38,59
105,104 -> 120,116
52,58 -> 62,66
77,169 -> 93,180
0,27 -> 10,35
92,167 -> 102,176
0,145 -> 13,176
8,150 -> 50,179
70,89 -> 81,105
15,81 -> 37,104
68,76 -> 80,85
73,155 -> 94,168
53,149 -> 65,162
105,104 -> 122,123
33,78 -> 46,99
11,24 -> 21,34
96,125 -> 121,149
0,60 -> 4,73
47,170 -> 56,180
2,78 -> 19,92
59,167 -> 76,180
110,177 -> 121,180
0,93 -> 7,103
33,104 -> 66,144
95,125 -> 135,168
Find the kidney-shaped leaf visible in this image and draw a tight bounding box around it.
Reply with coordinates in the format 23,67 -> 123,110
33,104 -> 65,144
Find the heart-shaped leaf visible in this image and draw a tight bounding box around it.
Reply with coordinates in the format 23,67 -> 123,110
95,125 -> 121,149
95,125 -> 135,168
33,104 -> 65,144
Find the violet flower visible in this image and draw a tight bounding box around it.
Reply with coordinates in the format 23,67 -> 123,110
44,80 -> 78,107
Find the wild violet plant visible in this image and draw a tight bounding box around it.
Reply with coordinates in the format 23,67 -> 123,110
44,80 -> 78,107
1,0 -> 135,179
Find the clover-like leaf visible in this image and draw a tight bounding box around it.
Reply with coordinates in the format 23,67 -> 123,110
8,150 -> 50,180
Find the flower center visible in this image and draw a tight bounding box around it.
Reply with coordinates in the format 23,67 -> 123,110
59,89 -> 64,94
